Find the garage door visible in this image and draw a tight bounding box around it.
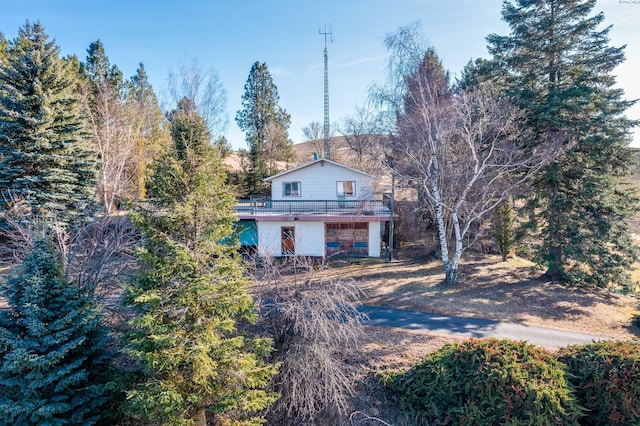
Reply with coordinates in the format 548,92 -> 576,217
325,223 -> 368,256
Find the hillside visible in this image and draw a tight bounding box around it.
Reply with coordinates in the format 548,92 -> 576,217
224,136 -> 396,199
292,135 -> 389,174
225,136 -> 387,172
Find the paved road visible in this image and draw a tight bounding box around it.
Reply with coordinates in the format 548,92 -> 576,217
358,305 -> 617,348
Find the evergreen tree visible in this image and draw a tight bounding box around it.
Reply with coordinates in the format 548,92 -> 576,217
130,63 -> 170,199
486,0 -> 638,286
491,200 -> 516,262
456,57 -> 495,91
0,33 -> 7,64
0,21 -> 97,224
83,40 -> 124,90
235,61 -> 292,195
0,235 -> 111,425
124,98 -> 277,425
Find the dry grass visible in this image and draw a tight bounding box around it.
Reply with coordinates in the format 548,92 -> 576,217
3,240 -> 640,424
330,245 -> 640,424
346,327 -> 463,425
325,246 -> 640,341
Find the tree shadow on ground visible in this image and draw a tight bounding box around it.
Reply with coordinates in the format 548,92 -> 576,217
340,244 -> 640,339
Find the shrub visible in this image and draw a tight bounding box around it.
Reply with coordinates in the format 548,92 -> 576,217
382,338 -> 581,426
249,255 -> 366,425
0,235 -> 112,425
557,340 -> 640,425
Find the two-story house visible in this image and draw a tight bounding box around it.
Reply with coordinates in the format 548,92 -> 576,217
235,158 -> 393,257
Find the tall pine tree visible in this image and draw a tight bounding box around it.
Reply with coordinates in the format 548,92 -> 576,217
235,61 -> 292,195
0,21 -> 97,224
486,0 -> 638,287
83,39 -> 124,90
130,63 -> 170,199
124,98 -> 277,425
0,235 -> 111,425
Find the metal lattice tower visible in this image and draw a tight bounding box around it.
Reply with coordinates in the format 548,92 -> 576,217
319,25 -> 332,160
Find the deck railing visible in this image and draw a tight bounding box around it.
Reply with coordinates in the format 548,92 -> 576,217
234,199 -> 390,216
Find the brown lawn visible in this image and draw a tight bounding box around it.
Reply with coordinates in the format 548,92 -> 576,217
2,243 -> 639,424
332,245 -> 640,425
325,244 -> 640,340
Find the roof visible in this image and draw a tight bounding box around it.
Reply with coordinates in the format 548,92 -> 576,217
263,158 -> 379,182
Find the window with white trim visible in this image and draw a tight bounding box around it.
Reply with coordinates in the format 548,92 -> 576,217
283,181 -> 301,197
336,181 -> 355,197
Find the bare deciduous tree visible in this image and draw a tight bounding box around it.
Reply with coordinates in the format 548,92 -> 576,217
81,82 -> 138,214
371,24 -> 567,285
248,255 -> 366,424
0,193 -> 33,263
301,121 -> 326,160
396,80 -> 566,285
337,107 -> 385,173
302,121 -> 323,142
167,60 -> 228,139
0,201 -> 138,319
61,215 -> 139,317
368,21 -> 428,135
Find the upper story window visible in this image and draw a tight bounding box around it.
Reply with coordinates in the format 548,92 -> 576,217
283,181 -> 301,197
337,181 -> 355,197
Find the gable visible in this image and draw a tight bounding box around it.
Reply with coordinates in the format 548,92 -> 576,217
264,158 -> 376,182
267,159 -> 377,201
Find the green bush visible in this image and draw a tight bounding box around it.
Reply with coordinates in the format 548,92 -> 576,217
382,338 -> 581,425
557,340 -> 640,425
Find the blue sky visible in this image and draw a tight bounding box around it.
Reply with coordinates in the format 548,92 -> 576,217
1,0 -> 638,148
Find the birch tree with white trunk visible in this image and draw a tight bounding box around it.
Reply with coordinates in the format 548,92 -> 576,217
81,41 -> 144,214
81,81 -> 137,213
371,24 -> 567,285
396,66 -> 564,285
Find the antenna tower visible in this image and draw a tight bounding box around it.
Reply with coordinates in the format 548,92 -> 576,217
319,24 -> 332,160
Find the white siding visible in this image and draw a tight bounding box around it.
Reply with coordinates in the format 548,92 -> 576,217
257,221 -> 284,256
257,220 -> 381,257
368,221 -> 382,257
296,222 -> 325,256
257,161 -> 384,258
257,221 -> 325,257
270,161 -> 375,201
